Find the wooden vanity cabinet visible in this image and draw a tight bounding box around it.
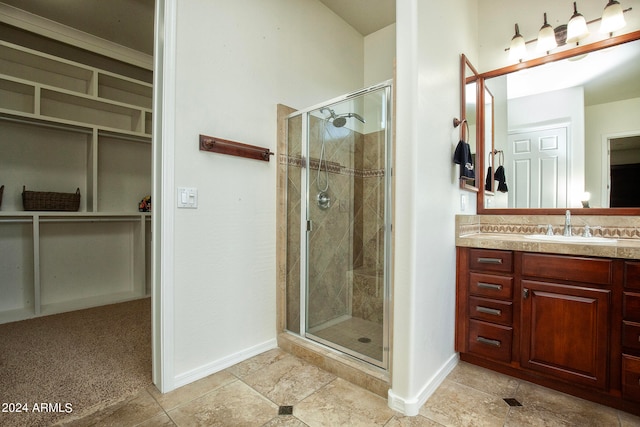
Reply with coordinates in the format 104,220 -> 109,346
456,247 -> 640,415
520,253 -> 612,390
456,248 -> 515,364
622,261 -> 640,403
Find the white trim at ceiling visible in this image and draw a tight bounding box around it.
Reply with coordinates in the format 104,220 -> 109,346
0,2 -> 153,70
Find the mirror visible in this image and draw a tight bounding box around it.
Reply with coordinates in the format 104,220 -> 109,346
458,54 -> 479,191
477,31 -> 640,214
482,85 -> 496,194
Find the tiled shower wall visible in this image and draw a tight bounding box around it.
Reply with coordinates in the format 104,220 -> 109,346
283,114 -> 386,332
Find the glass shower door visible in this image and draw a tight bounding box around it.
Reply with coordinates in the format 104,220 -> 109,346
304,84 -> 391,368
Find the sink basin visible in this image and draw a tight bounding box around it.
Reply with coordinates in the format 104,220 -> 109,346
524,234 -> 617,244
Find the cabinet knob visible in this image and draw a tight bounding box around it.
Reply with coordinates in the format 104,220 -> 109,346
523,288 -> 530,299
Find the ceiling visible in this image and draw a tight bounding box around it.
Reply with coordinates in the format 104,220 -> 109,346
0,0 -> 395,56
318,0 -> 395,36
1,0 -> 156,55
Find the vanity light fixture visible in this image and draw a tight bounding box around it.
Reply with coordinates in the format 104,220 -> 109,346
509,24 -> 527,62
600,0 -> 626,35
537,13 -> 558,53
566,2 -> 589,44
505,1 -> 632,62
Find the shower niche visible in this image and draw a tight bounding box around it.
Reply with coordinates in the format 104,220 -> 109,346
281,81 -> 393,369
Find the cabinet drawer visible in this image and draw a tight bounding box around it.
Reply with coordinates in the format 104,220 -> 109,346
623,321 -> 640,351
622,354 -> 640,403
469,249 -> 513,273
522,253 -> 613,285
469,296 -> 513,326
468,319 -> 512,363
625,261 -> 640,290
624,292 -> 640,323
469,272 -> 513,299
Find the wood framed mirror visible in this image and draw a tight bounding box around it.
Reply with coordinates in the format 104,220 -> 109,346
458,54 -> 480,192
476,30 -> 640,215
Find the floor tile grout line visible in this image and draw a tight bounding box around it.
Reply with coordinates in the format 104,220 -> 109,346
235,367 -> 337,412
228,350 -> 343,411
141,387 -> 176,427
151,376 -> 242,414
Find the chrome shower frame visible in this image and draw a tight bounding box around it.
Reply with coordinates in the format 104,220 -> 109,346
285,80 -> 393,370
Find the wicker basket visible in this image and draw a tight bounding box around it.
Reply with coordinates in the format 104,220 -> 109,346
22,186 -> 80,211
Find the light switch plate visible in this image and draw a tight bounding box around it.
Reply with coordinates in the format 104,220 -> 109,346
177,187 -> 198,208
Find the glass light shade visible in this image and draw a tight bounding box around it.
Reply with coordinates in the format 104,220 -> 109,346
566,2 -> 589,44
600,0 -> 626,34
509,24 -> 527,62
537,14 -> 558,53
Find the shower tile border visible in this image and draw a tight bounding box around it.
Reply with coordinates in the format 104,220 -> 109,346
280,154 -> 385,178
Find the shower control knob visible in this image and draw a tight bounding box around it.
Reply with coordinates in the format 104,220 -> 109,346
317,191 -> 331,210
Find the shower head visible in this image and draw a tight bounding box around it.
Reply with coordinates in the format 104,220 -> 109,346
320,108 -> 366,127
332,116 -> 347,127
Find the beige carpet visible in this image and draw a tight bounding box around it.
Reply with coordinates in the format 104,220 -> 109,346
0,298 -> 152,427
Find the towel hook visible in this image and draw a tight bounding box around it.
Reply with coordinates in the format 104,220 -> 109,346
453,118 -> 470,142
491,149 -> 505,166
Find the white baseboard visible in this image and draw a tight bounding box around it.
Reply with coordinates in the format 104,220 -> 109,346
173,338 -> 277,389
387,353 -> 459,416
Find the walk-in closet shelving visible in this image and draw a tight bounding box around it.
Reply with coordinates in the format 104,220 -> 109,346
0,40 -> 152,324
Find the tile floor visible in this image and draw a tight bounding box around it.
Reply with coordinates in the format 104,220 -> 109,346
55,348 -> 640,427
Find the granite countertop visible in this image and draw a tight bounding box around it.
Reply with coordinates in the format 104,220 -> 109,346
456,232 -> 640,259
455,215 -> 640,260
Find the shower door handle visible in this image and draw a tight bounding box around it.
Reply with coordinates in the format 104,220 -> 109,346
307,220 -> 313,232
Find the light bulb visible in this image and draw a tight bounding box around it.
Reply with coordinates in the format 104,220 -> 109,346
566,2 -> 589,44
537,13 -> 558,53
509,24 -> 527,62
600,0 -> 626,34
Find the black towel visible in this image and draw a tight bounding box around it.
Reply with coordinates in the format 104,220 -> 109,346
495,165 -> 508,192
453,140 -> 474,179
485,166 -> 493,191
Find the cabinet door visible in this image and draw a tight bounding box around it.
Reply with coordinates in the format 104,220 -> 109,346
521,280 -> 611,389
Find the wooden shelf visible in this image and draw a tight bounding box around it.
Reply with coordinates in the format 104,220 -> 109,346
40,88 -> 149,134
0,41 -> 94,94
0,78 -> 35,113
98,72 -> 152,108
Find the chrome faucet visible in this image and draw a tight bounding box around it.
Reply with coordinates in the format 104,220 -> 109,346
564,210 -> 572,237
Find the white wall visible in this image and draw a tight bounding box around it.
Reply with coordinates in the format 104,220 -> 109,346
163,0 -> 364,388
586,97 -> 640,207
389,0 -> 478,415
364,23 -> 396,86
